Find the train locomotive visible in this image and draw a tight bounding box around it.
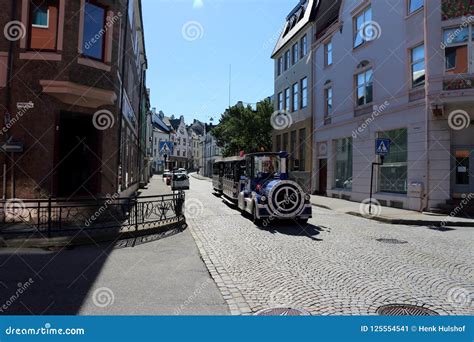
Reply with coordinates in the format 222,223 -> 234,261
212,152 -> 312,224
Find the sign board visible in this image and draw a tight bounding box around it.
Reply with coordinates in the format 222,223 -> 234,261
16,102 -> 34,110
159,141 -> 173,159
0,142 -> 24,153
375,138 -> 390,156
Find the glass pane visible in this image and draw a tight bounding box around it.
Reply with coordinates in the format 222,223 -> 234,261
366,69 -> 373,82
412,61 -> 425,86
334,138 -> 353,189
83,2 -> 106,60
366,84 -> 373,103
455,151 -> 470,185
443,28 -> 469,46
32,5 -> 48,26
357,87 -> 365,106
380,165 -> 408,193
364,7 -> 372,22
357,73 -> 365,87
409,0 -> 424,13
412,45 -> 424,62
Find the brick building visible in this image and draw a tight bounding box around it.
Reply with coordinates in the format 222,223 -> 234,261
0,0 -> 149,199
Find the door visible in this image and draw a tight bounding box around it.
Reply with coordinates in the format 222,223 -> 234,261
318,159 -> 328,196
58,114 -> 100,197
453,147 -> 474,195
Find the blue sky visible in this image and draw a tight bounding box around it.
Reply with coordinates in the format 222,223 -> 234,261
142,0 -> 292,123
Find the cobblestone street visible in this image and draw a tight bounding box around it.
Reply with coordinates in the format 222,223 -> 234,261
186,176 -> 474,316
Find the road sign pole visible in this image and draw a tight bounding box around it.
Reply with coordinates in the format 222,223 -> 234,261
369,155 -> 384,215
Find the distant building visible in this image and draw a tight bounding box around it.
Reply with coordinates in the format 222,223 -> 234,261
201,124 -> 222,177
151,110 -> 172,173
170,116 -> 189,169
187,119 -> 205,171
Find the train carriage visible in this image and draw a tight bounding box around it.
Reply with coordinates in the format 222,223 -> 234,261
213,151 -> 312,225
212,159 -> 224,194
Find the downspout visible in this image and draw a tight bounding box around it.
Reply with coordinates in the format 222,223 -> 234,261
3,0 -> 17,199
422,3 -> 430,212
137,61 -> 146,186
117,0 -> 130,193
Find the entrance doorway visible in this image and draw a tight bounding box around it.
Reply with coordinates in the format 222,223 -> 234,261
453,147 -> 474,195
318,159 -> 328,196
58,114 -> 101,197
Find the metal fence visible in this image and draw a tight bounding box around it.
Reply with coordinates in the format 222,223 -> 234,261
0,193 -> 185,237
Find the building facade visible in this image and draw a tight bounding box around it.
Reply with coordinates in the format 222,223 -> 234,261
311,0 -> 473,212
201,124 -> 222,177
169,116 -> 189,169
271,0 -> 316,193
0,0 -> 149,199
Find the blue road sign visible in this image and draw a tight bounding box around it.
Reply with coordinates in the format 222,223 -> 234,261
375,138 -> 390,156
159,141 -> 174,157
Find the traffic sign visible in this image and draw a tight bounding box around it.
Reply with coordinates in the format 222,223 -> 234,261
375,138 -> 390,156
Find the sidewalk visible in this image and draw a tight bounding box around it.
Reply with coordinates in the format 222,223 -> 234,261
310,195 -> 474,227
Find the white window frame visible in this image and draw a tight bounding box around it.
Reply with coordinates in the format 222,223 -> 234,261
443,25 -> 473,74
353,6 -> 372,49
407,0 -> 424,15
301,77 -> 308,109
293,42 -> 299,65
325,40 -> 333,67
32,7 -> 50,28
410,43 -> 425,87
284,88 -> 290,110
292,82 -> 299,112
300,34 -> 308,58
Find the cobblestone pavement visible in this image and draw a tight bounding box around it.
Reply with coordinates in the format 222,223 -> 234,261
186,176 -> 474,316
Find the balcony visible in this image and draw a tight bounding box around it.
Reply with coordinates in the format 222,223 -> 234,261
441,0 -> 474,20
443,75 -> 474,91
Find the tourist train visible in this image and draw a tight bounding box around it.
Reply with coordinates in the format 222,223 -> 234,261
212,151 -> 312,224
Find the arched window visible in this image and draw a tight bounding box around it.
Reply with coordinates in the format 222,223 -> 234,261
355,61 -> 373,106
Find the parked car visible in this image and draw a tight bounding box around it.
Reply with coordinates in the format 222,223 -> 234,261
171,172 -> 190,191
177,168 -> 187,174
163,171 -> 172,185
162,170 -> 170,179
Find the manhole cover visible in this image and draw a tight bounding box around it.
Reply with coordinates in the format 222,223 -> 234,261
376,238 -> 408,244
377,304 -> 439,316
254,308 -> 310,316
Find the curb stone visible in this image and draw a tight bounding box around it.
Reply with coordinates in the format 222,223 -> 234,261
347,212 -> 474,228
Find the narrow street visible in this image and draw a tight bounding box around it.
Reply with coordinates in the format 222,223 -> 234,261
185,175 -> 474,316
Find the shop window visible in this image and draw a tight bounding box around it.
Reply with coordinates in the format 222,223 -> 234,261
378,128 -> 408,194
334,138 -> 353,189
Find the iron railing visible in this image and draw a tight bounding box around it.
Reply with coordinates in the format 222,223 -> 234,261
0,193 -> 185,237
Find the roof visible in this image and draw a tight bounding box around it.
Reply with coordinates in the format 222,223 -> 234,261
314,0 -> 342,40
271,0 -> 319,58
152,114 -> 171,132
170,119 -> 181,130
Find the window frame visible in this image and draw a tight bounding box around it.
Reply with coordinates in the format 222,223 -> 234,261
301,77 -> 308,109
300,34 -> 308,58
353,6 -> 372,49
355,66 -> 373,107
292,42 -> 299,65
31,5 -> 50,28
292,82 -> 299,112
28,0 -> 59,51
324,86 -> 333,117
284,88 -> 291,110
278,92 -> 283,111
407,0 -> 424,15
442,25 -> 472,74
377,128 -> 408,194
333,137 -> 353,190
410,43 -> 425,88
82,0 -> 108,62
284,50 -> 290,71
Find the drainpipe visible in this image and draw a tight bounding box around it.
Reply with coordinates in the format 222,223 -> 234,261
117,0 -> 130,194
422,3 -> 429,212
137,61 -> 146,186
3,0 -> 17,199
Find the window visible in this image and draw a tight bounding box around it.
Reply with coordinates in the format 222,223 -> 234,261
301,77 -> 308,108
83,1 -> 107,60
292,83 -> 299,112
443,27 -> 470,74
299,128 -> 306,171
290,130 -> 297,169
334,138 -> 353,189
378,129 -> 408,194
29,0 -> 58,50
325,87 -> 333,116
292,43 -> 299,64
411,44 -> 425,87
356,68 -> 373,106
278,92 -> 283,111
276,135 -> 282,152
282,133 -> 289,152
354,6 -> 372,48
285,50 -> 290,70
408,0 -> 423,14
277,57 -> 283,76
325,41 -> 333,66
284,88 -> 290,110
300,34 -> 308,58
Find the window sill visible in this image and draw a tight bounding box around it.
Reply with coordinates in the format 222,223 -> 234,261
19,51 -> 62,61
354,104 -> 373,116
352,39 -> 373,52
77,57 -> 111,72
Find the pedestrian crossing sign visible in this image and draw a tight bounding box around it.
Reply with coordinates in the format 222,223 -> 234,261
375,138 -> 390,156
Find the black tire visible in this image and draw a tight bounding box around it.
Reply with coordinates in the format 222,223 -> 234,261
297,218 -> 308,225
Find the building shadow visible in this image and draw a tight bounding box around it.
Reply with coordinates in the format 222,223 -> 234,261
258,221 -> 326,241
